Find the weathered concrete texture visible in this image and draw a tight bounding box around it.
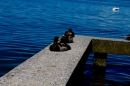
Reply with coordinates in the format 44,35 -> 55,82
92,38 -> 130,55
0,35 -> 92,86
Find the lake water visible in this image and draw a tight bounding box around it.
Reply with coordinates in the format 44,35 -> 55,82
0,0 -> 130,85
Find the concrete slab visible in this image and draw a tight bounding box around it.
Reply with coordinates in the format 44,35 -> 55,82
92,38 -> 130,55
0,35 -> 92,86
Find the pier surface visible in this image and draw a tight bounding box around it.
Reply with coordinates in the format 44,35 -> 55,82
0,35 -> 92,86
0,35 -> 130,86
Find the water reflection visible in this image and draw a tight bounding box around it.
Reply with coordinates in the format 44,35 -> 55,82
84,53 -> 130,85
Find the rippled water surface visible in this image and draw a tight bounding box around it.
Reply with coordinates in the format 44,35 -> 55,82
0,0 -> 130,85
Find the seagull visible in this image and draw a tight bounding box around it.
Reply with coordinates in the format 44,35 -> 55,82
112,7 -> 119,11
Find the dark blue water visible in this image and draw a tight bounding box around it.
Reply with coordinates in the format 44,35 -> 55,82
0,0 -> 130,85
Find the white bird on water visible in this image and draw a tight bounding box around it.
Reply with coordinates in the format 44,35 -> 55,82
112,7 -> 119,12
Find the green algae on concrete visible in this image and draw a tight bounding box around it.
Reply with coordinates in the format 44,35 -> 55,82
92,53 -> 107,86
92,39 -> 130,55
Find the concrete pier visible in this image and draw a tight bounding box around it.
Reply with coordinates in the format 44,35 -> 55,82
0,35 -> 92,86
0,35 -> 130,86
